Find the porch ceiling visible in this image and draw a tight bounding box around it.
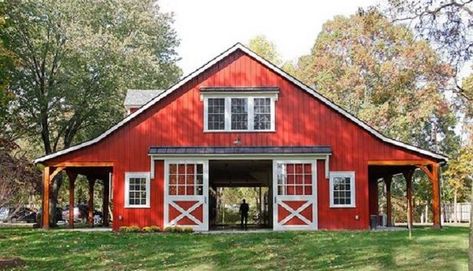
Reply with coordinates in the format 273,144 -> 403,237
368,165 -> 416,180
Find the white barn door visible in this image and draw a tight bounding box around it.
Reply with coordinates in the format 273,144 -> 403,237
164,160 -> 209,231
273,160 -> 317,230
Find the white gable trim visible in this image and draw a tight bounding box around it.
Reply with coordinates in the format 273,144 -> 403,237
35,43 -> 447,163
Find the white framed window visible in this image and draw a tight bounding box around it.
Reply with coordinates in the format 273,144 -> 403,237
125,172 -> 150,208
207,98 -> 225,130
254,98 -> 271,130
276,162 -> 314,196
329,171 -> 355,208
168,162 -> 204,196
203,92 -> 277,132
231,98 -> 248,130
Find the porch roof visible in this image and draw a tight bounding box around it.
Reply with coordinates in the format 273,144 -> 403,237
148,146 -> 332,155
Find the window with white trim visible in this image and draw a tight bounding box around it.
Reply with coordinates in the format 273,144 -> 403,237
125,172 -> 150,208
254,98 -> 271,130
168,163 -> 204,195
329,171 -> 355,208
203,93 -> 277,132
207,98 -> 225,130
231,98 -> 248,130
276,162 -> 313,196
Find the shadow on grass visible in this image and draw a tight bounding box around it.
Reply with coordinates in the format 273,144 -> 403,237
0,227 -> 468,271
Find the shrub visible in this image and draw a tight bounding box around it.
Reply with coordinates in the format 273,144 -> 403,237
142,226 -> 161,233
164,226 -> 193,233
180,226 -> 193,233
163,226 -> 176,233
119,226 -> 141,233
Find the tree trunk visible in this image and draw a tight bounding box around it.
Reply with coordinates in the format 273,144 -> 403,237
49,174 -> 63,226
469,187 -> 473,271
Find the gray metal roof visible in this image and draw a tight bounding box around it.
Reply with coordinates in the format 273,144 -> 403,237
149,146 -> 332,155
124,89 -> 164,107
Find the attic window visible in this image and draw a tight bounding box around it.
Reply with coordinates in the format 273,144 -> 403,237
201,89 -> 278,132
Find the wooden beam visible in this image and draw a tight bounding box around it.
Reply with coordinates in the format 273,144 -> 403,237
66,171 -> 77,229
368,160 -> 433,166
50,166 -> 65,180
431,163 -> 441,229
102,178 -> 110,227
385,176 -> 392,227
47,162 -> 113,168
42,167 -> 50,229
418,165 -> 434,181
88,178 -> 95,227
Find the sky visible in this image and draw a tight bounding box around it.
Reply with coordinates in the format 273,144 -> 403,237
160,0 -> 380,75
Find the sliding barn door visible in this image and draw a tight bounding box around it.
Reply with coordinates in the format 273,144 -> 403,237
164,160 -> 209,231
273,160 -> 317,230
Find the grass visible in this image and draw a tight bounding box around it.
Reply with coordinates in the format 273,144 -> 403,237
0,226 -> 468,271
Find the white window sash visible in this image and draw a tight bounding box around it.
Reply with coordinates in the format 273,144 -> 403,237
203,95 -> 277,132
224,98 -> 231,130
248,98 -> 254,130
329,171 -> 356,208
124,172 -> 151,208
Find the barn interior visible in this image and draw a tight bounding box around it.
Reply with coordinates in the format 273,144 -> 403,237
208,160 -> 273,230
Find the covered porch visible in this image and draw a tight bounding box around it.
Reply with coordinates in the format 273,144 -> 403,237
41,162 -> 113,229
368,160 -> 442,229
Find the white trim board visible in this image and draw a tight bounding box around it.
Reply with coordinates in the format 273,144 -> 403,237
34,43 -> 447,163
149,154 -> 330,179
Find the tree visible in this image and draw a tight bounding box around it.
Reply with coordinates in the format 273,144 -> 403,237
0,7 -> 16,140
248,35 -> 282,66
462,74 -> 473,119
1,0 -> 182,225
444,146 -> 473,222
294,9 -> 459,154
0,3 -> 40,213
386,0 -> 473,103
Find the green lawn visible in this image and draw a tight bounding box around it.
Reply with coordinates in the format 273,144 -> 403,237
0,226 -> 468,271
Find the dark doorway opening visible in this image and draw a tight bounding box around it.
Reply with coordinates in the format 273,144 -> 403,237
208,160 -> 273,230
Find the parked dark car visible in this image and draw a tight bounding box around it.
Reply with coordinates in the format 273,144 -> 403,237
1,207 -> 37,223
36,207 -> 64,224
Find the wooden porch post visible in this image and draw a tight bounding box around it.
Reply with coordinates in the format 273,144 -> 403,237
418,163 -> 442,229
88,178 -> 95,227
404,170 -> 414,229
42,167 -> 50,229
103,178 -> 110,227
66,171 -> 77,229
385,176 -> 392,227
431,163 -> 441,228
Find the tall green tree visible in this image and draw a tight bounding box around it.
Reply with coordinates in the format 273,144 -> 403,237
1,0 -> 182,225
2,0 -> 181,155
294,9 -> 458,154
0,4 -> 40,213
0,8 -> 15,140
248,35 -> 282,66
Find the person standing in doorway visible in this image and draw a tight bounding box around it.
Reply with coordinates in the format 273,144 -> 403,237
240,199 -> 249,230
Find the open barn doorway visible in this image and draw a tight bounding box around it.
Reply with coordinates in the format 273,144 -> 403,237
208,160 -> 273,231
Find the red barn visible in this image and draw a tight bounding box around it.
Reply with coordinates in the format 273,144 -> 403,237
35,43 -> 446,231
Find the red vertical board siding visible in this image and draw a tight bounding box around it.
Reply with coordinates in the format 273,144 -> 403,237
48,50 -> 438,230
